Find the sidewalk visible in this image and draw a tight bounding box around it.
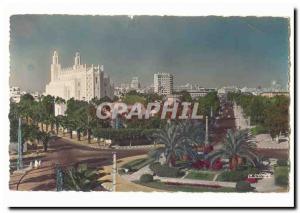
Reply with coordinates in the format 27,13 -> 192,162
233,103 -> 249,130
254,175 -> 287,192
157,177 -> 236,188
99,155 -> 164,192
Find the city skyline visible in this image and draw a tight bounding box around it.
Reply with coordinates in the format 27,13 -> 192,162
10,15 -> 289,92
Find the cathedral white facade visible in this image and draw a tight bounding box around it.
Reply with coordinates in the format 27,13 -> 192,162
45,51 -> 114,101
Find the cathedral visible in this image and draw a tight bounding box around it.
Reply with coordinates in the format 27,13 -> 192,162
45,51 -> 114,101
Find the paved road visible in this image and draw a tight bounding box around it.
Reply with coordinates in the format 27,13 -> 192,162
9,138 -> 147,191
210,101 -> 235,146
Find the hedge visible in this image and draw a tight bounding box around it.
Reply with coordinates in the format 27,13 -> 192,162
140,174 -> 154,183
92,128 -> 157,146
149,162 -> 184,178
122,158 -> 155,172
277,159 -> 289,167
236,181 -> 255,192
274,166 -> 289,187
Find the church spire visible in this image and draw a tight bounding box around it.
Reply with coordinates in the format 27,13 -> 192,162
74,52 -> 81,66
52,51 -> 59,65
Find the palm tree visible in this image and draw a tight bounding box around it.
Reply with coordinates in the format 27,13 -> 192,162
152,121 -> 205,167
65,118 -> 77,139
40,95 -> 55,132
63,164 -> 107,191
39,131 -> 54,152
208,129 -> 258,171
18,93 -> 35,124
79,103 -> 97,143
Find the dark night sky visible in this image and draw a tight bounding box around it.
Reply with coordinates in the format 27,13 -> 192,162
9,15 -> 289,92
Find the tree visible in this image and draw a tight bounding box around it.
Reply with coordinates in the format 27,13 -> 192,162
55,96 -> 66,105
264,96 -> 289,139
152,121 -> 205,167
18,93 -> 35,124
65,98 -> 84,140
90,96 -> 112,106
174,90 -> 192,102
122,94 -> 146,105
208,129 -> 258,171
9,101 -> 19,142
63,164 -> 107,191
39,131 -> 54,152
228,92 -> 290,139
40,95 -> 55,131
144,93 -> 163,104
197,91 -> 220,118
73,103 -> 97,142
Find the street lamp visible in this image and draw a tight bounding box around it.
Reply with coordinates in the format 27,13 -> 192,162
17,117 -> 23,170
112,152 -> 117,192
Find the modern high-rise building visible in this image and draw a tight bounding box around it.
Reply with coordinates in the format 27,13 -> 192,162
153,72 -> 174,95
45,51 -> 114,101
130,77 -> 140,90
9,87 -> 21,103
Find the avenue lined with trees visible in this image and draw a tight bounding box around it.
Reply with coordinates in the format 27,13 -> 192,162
227,92 -> 289,139
9,90 -> 289,192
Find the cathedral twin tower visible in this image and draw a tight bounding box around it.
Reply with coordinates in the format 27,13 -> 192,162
45,51 -> 114,101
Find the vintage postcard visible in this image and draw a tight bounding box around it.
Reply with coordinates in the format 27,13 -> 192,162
4,3 -> 295,208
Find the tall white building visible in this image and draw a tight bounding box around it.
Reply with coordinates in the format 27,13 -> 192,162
9,87 -> 21,103
154,72 -> 174,95
130,77 -> 140,90
45,51 -> 114,101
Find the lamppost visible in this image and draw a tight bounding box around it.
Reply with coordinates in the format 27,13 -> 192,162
17,117 -> 23,170
112,152 -> 117,192
205,116 -> 209,145
55,164 -> 63,191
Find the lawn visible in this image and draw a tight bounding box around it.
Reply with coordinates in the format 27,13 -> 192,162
185,171 -> 216,181
216,168 -> 258,182
136,180 -> 236,192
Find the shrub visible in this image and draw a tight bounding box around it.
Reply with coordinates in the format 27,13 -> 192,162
92,128 -> 156,146
275,175 -> 289,186
212,159 -> 223,170
140,174 -> 154,183
149,162 -> 161,171
251,124 -> 268,135
236,164 -> 253,171
203,145 -> 214,154
192,160 -> 210,169
245,177 -> 258,183
236,181 -> 254,192
274,166 -> 289,187
149,162 -> 184,178
277,159 -> 289,167
122,158 -> 155,173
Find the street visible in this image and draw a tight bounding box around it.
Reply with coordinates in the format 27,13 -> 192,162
9,138 -> 147,191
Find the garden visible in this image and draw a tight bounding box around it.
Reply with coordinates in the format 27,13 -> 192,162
117,120 -> 278,192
